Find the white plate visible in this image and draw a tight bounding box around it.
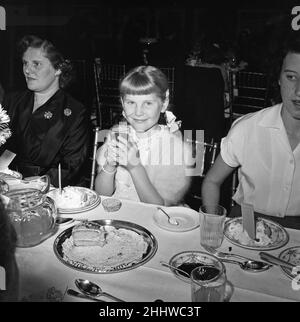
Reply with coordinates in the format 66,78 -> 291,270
224,217 -> 289,251
153,207 -> 199,232
279,246 -> 300,280
47,186 -> 101,216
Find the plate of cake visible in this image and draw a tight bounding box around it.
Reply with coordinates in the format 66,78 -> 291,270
53,219 -> 158,273
48,186 -> 101,215
224,217 -> 289,250
279,246 -> 300,280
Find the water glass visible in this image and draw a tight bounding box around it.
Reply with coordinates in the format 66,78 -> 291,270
191,259 -> 233,302
111,124 -> 129,142
199,205 -> 226,249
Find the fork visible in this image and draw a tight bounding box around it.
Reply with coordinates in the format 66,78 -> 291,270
203,245 -> 257,262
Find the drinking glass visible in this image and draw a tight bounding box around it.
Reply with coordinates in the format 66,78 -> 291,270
199,205 -> 226,249
191,258 -> 233,302
111,123 -> 129,142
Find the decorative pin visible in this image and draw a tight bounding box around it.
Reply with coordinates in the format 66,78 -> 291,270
44,111 -> 53,119
64,108 -> 72,117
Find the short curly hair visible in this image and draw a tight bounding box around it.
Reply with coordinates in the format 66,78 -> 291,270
18,34 -> 74,88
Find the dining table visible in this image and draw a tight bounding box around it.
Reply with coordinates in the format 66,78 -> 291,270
15,195 -> 300,302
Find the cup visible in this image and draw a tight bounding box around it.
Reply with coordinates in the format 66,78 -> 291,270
111,124 -> 129,142
191,260 -> 233,302
199,205 -> 226,249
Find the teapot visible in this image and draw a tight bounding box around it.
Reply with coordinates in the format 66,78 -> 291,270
4,175 -> 57,247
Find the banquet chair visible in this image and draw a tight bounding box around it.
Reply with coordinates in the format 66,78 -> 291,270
158,67 -> 175,104
94,58 -> 126,129
185,137 -> 219,208
229,71 -> 269,122
89,126 -> 109,190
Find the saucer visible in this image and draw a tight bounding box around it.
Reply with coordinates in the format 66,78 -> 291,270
153,207 -> 199,232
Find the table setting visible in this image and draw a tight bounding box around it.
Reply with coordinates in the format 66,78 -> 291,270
10,191 -> 300,302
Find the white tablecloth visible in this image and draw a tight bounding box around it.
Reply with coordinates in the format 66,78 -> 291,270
16,197 -> 300,302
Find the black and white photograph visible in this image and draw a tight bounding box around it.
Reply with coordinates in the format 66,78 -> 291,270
0,0 -> 300,307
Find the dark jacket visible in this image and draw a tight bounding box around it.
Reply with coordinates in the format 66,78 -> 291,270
2,89 -> 90,187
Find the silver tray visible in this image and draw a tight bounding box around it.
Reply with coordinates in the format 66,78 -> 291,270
48,187 -> 101,215
224,217 -> 289,251
53,219 -> 158,273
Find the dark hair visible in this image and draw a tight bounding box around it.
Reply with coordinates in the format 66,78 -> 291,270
268,32 -> 300,104
119,65 -> 169,102
18,35 -> 74,88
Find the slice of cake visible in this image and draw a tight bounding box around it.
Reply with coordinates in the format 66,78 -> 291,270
54,186 -> 86,209
72,221 -> 106,247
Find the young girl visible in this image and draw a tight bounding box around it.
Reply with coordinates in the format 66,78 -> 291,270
95,65 -> 192,206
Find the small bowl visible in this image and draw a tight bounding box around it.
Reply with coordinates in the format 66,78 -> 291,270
168,250 -> 225,283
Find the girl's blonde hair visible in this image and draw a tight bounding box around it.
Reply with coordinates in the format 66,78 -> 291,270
119,65 -> 169,102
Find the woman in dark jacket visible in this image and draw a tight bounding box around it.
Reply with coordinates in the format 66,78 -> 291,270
2,35 -> 89,187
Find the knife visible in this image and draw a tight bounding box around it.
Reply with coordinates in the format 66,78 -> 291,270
259,252 -> 299,270
66,289 -> 106,302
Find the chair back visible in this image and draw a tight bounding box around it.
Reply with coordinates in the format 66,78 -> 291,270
158,66 -> 175,104
229,71 -> 269,121
94,58 -> 126,129
185,138 -> 218,177
184,137 -> 219,206
90,126 -> 110,190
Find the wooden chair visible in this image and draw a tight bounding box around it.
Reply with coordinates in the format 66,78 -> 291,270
93,58 -> 126,129
158,66 -> 175,105
89,126 -> 110,190
184,137 -> 219,208
229,71 -> 270,122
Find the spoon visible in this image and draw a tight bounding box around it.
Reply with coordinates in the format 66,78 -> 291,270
160,261 -> 190,277
222,258 -> 272,272
157,207 -> 179,226
204,245 -> 269,263
75,279 -> 125,302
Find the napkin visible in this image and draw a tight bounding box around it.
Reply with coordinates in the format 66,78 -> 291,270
241,202 -> 256,240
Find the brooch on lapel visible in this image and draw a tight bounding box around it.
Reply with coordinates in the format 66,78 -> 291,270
44,111 -> 53,119
64,108 -> 72,117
